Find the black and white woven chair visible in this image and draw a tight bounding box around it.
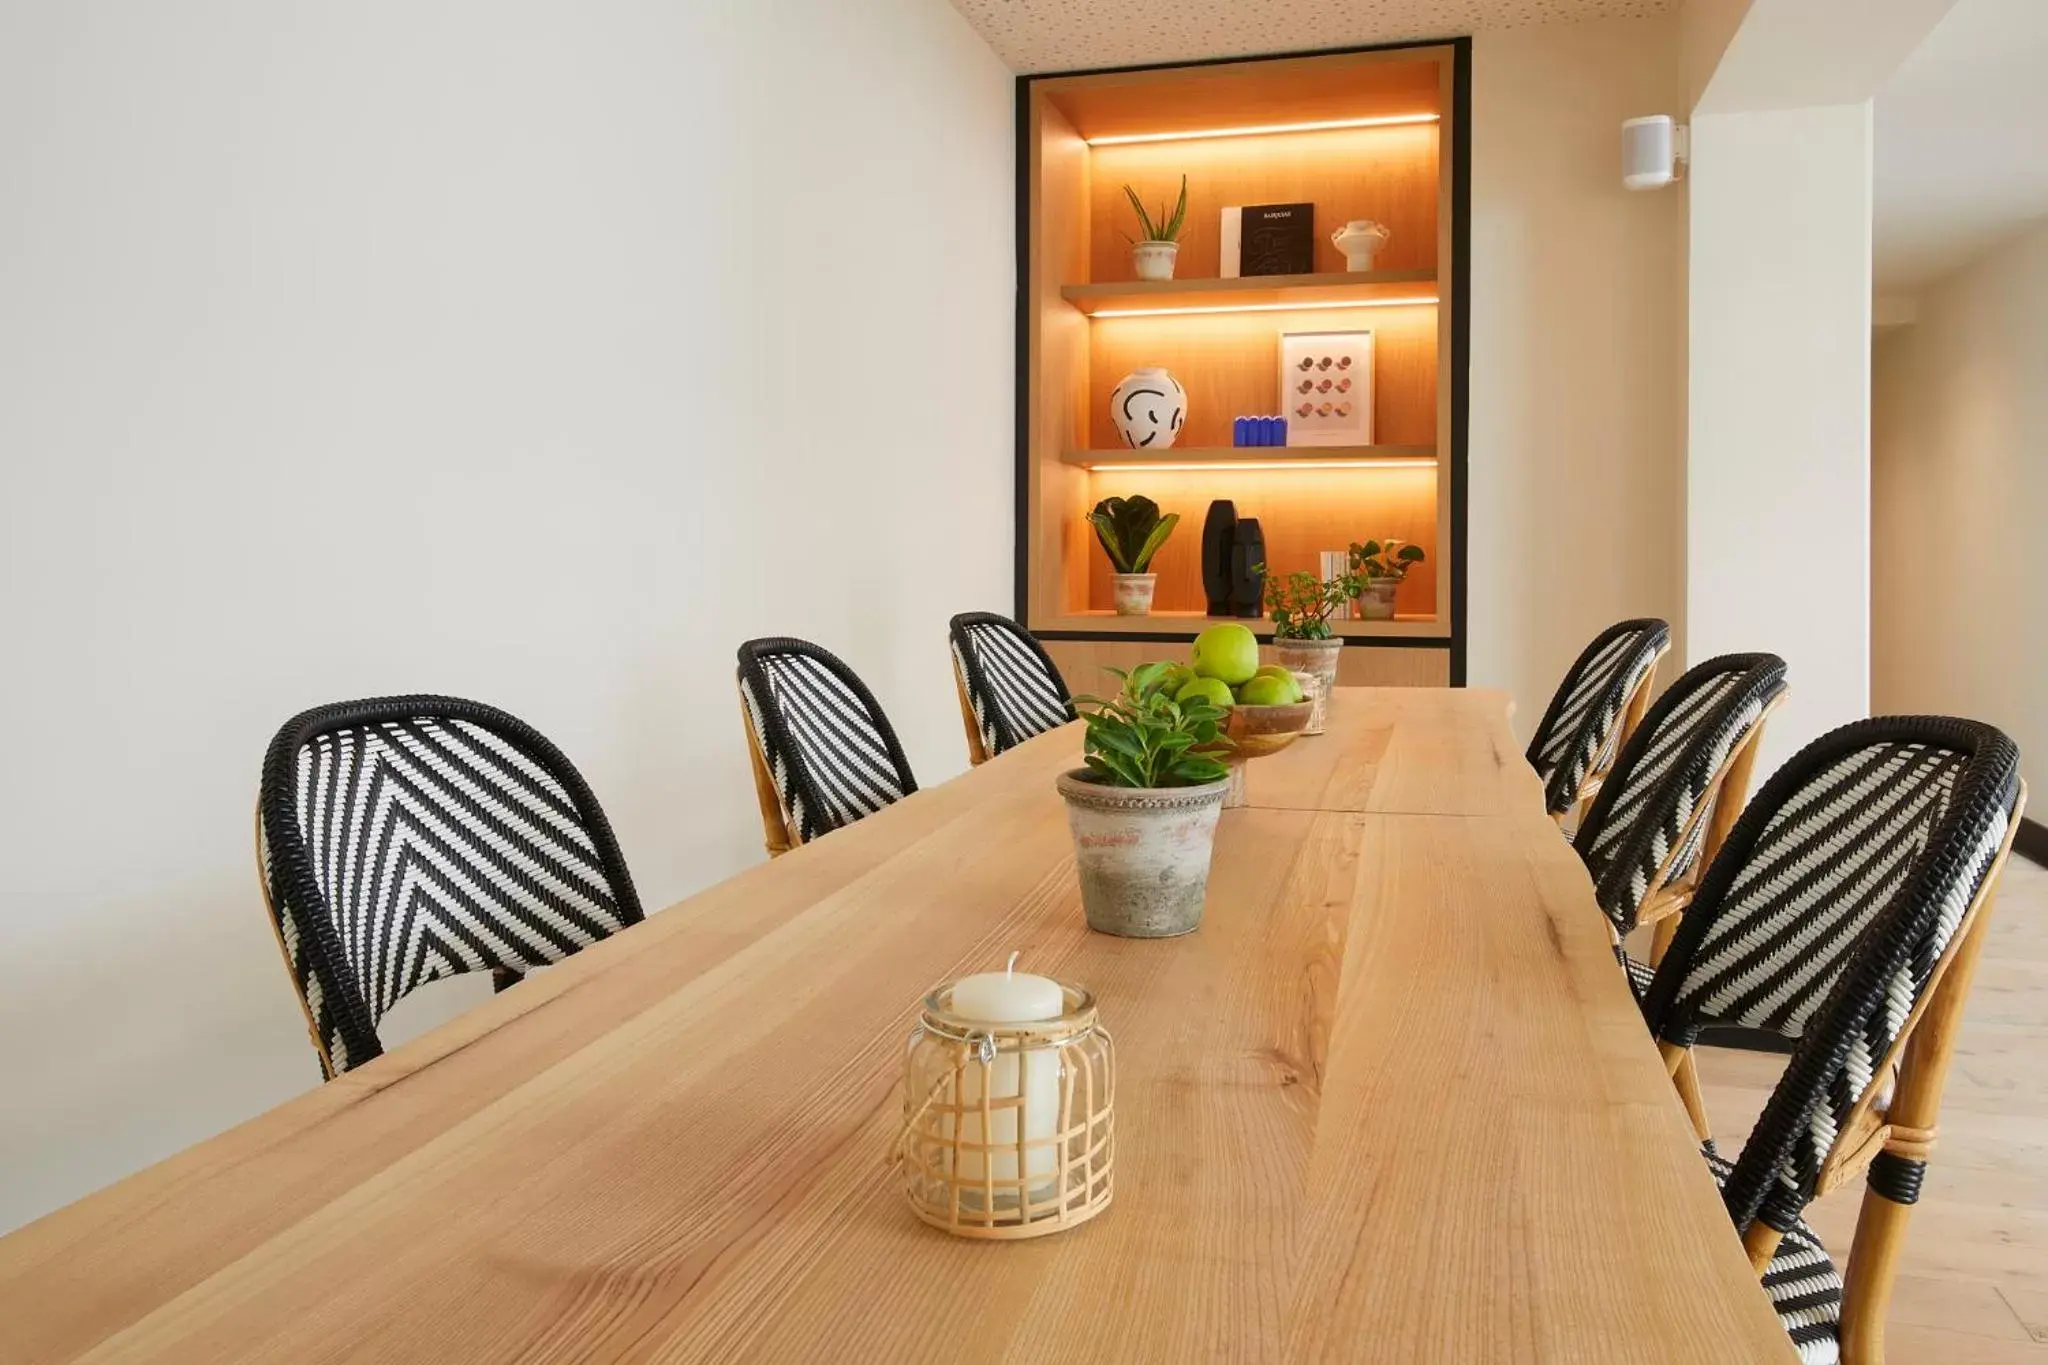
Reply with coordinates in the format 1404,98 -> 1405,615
737,636 -> 918,856
1574,652 -> 1788,976
1638,716 -> 2023,1365
947,612 -> 1076,765
257,696 -> 644,1079
1525,618 -> 1670,824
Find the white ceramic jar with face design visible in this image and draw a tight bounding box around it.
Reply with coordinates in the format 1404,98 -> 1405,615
1109,367 -> 1187,450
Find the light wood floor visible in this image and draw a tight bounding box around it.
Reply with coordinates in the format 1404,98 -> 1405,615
1692,853 -> 2048,1362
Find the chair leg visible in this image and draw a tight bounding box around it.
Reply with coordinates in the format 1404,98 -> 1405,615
1648,912 -> 1682,968
1839,862 -> 2005,1365
1673,1048 -> 1711,1146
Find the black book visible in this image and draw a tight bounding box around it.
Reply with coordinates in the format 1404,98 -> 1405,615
1227,203 -> 1314,277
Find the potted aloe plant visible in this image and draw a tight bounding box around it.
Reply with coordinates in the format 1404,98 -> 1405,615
1261,564 -> 1362,733
1350,538 -> 1426,620
1123,174 -> 1189,281
1057,663 -> 1232,937
1089,495 -> 1180,615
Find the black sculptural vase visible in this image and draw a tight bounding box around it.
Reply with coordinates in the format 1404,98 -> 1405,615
1228,517 -> 1266,619
1201,500 -> 1238,616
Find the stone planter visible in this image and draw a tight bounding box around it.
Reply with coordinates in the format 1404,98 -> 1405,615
1057,769 -> 1231,938
1270,635 -> 1344,735
1111,572 -> 1157,616
1357,578 -> 1399,620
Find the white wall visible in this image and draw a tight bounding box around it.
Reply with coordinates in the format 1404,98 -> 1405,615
1687,103 -> 1873,772
1872,220 -> 2048,793
1468,15 -> 1689,729
0,0 -> 1014,1234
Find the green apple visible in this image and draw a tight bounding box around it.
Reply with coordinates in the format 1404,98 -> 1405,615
1175,677 -> 1235,710
1251,664 -> 1294,683
1237,673 -> 1300,706
1190,623 -> 1260,686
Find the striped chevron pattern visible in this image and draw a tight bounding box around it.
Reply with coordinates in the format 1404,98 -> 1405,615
1642,715 -> 2018,1246
948,612 -> 1075,759
259,697 -> 642,1077
1702,1150 -> 1843,1364
737,637 -> 918,846
1526,619 -> 1669,816
1576,653 -> 1786,936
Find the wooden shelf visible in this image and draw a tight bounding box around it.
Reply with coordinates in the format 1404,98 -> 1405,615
1038,612 -> 1447,640
1062,444 -> 1435,469
1060,270 -> 1438,317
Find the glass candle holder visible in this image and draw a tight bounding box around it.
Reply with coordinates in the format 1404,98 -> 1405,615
900,980 -> 1115,1239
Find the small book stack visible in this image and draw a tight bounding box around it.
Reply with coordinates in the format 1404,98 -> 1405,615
1321,551 -> 1352,620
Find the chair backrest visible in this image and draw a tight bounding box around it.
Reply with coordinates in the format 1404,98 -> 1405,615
1641,715 -> 2020,1236
258,696 -> 643,1077
1574,653 -> 1787,936
948,612 -> 1075,762
736,637 -> 918,847
1526,619 -> 1671,816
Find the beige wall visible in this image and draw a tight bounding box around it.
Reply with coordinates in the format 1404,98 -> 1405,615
1872,220 -> 2048,794
1688,102 -> 1874,775
1468,16 -> 1689,734
0,0 -> 1014,1233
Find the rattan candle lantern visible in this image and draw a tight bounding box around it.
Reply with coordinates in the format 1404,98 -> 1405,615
900,970 -> 1115,1239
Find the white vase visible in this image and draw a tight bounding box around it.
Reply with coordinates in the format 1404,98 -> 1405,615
1109,367 -> 1187,450
1132,240 -> 1179,281
1330,220 -> 1392,272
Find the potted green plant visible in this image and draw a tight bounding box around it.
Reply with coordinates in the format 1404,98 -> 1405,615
1057,663 -> 1232,937
1122,174 -> 1188,281
1089,495 -> 1180,616
1260,565 -> 1362,733
1349,538 -> 1426,620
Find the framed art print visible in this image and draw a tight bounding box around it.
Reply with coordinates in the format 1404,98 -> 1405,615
1279,330 -> 1373,446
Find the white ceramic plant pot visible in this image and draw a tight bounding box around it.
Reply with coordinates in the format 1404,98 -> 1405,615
1112,572 -> 1157,616
1132,240 -> 1179,281
1109,367 -> 1187,451
1358,578 -> 1399,620
1330,219 -> 1392,272
1057,769 -> 1231,938
1270,636 -> 1343,735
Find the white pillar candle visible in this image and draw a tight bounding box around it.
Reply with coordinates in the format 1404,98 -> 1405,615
949,962 -> 1064,1203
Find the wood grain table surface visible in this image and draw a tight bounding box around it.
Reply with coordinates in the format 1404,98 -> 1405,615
0,688 -> 1794,1363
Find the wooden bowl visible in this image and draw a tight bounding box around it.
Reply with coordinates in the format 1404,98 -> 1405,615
1219,700 -> 1316,758
1197,701 -> 1313,807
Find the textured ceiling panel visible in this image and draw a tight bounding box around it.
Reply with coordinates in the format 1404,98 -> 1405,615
950,0 -> 1680,73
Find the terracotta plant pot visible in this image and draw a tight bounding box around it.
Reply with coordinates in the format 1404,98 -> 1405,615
1357,578 -> 1399,620
1270,636 -> 1343,734
1057,769 -> 1230,938
1112,572 -> 1157,616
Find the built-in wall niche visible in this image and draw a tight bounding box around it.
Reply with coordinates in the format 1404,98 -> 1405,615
1019,44 -> 1466,661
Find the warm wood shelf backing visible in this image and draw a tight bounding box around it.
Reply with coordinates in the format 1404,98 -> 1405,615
1062,444 -> 1436,469
1039,612 -> 1447,640
1061,270 -> 1438,316
1088,125 -> 1440,283
1037,48 -> 1446,144
1089,303 -> 1439,450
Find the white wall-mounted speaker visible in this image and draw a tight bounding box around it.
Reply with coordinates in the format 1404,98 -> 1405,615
1622,115 -> 1687,191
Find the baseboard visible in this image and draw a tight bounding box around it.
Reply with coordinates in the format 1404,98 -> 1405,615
2016,816 -> 2048,869
1695,1024 -> 1796,1055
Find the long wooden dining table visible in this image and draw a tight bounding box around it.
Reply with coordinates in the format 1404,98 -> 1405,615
0,688 -> 1796,1362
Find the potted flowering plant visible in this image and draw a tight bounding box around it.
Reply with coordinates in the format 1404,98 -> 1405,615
1057,663 -> 1231,937
1349,538 -> 1426,620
